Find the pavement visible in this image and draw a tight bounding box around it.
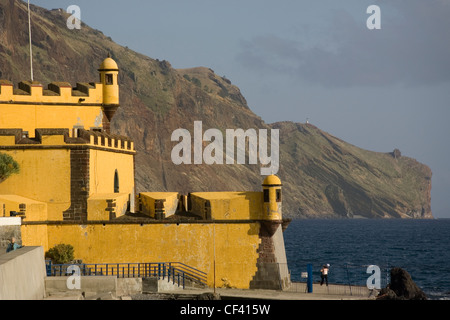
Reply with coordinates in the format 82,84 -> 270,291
42,282 -> 378,300
154,283 -> 378,300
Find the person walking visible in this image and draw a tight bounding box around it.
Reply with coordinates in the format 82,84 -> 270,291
320,264 -> 330,286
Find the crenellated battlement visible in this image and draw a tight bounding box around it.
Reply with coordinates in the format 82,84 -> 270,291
0,128 -> 135,152
1,57 -> 120,135
0,80 -> 104,105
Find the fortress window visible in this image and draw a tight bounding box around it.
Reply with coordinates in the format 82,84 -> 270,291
114,169 -> 119,193
105,73 -> 114,85
276,189 -> 282,202
263,189 -> 269,202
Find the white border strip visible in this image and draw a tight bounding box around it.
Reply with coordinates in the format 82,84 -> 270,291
0,217 -> 22,226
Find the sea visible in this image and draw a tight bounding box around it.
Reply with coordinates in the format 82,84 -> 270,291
283,218 -> 450,300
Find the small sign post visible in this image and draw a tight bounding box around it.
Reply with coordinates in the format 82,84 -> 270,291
307,264 -> 313,293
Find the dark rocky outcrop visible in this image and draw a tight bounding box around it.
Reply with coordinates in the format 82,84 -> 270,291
377,268 -> 427,300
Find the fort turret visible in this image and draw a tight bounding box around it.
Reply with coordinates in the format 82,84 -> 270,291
0,56 -> 121,136
262,174 -> 282,220
98,55 -> 120,125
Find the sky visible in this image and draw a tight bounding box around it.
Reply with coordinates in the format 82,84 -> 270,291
30,0 -> 450,218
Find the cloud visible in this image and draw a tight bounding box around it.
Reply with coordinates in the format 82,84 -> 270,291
236,0 -> 450,87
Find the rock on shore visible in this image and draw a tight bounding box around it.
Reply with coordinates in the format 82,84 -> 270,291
377,267 -> 427,300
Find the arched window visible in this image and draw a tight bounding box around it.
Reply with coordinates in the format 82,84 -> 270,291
114,169 -> 119,193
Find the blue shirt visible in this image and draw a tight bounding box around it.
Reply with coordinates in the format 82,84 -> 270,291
6,243 -> 22,253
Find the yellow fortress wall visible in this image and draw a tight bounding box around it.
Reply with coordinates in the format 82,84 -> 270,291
0,56 -> 291,290
89,149 -> 135,196
0,128 -> 135,221
22,221 -> 262,289
87,193 -> 130,221
0,195 -> 47,221
0,81 -> 105,137
0,146 -> 70,221
0,56 -> 120,136
189,192 -> 264,220
138,192 -> 179,219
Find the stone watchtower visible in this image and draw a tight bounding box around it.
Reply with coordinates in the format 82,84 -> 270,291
98,55 -> 120,133
250,174 -> 290,290
0,56 -> 122,136
262,174 -> 282,221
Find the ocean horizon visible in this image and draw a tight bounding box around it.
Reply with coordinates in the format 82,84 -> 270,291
283,218 -> 450,300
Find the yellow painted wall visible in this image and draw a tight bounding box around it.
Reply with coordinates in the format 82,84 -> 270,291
0,105 -> 105,138
87,193 -> 129,220
263,186 -> 282,220
190,192 -> 264,220
0,195 -> 47,220
0,105 -> 106,139
0,201 -> 4,217
0,135 -> 135,221
0,136 -> 15,145
20,224 -> 49,251
0,80 -> 108,138
139,192 -> 179,218
0,56 -> 122,137
100,72 -> 119,106
89,149 -> 134,196
23,222 -> 261,289
0,82 -> 103,104
0,149 -> 71,221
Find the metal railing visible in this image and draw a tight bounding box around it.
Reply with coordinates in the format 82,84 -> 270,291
45,261 -> 207,289
281,262 -> 389,297
286,281 -> 376,297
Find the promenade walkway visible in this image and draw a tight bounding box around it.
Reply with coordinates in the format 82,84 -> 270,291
154,282 -> 378,300
42,280 -> 378,300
